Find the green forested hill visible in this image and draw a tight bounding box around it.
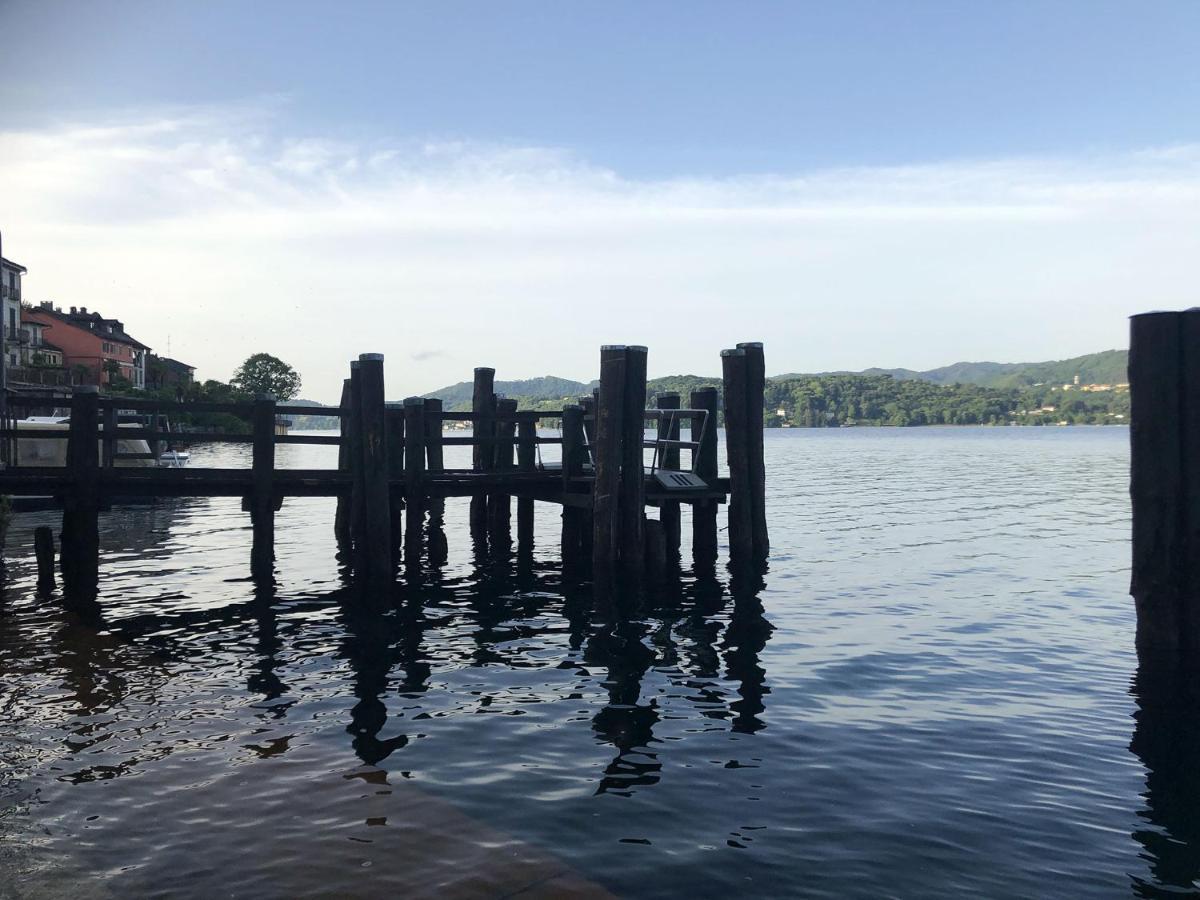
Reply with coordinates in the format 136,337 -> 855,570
422,351 -> 1130,426
426,376 -> 591,410
763,374 -> 1128,426
775,349 -> 1128,389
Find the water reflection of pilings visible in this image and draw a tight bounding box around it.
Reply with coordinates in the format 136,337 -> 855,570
583,561 -> 774,794
586,618 -> 660,796
1129,656 -> 1200,897
339,591 -> 432,767
246,582 -> 291,716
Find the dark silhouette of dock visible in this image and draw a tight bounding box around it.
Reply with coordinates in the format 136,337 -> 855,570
0,343 -> 769,609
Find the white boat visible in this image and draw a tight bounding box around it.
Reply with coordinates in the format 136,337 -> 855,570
157,449 -> 190,468
14,415 -> 161,467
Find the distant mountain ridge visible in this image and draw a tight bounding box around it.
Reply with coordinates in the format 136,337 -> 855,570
425,350 -> 1128,408
775,349 -> 1128,389
425,376 -> 592,410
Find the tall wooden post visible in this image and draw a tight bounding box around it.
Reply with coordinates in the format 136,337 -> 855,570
738,342 -> 769,561
403,397 -> 426,572
644,518 -> 667,586
722,349 -> 755,566
690,386 -> 719,566
347,361 -> 365,556
619,346 -> 648,586
422,398 -> 448,567
101,403 -> 117,469
592,346 -> 627,593
423,398 -> 445,521
357,353 -> 392,586
517,418 -> 536,551
561,404 -> 586,565
1130,310 -> 1194,650
385,402 -> 405,560
334,378 -> 353,548
470,367 -> 495,533
62,385 -> 100,605
489,397 -> 517,541
656,392 -> 682,558
34,526 -> 56,592
250,393 -> 277,582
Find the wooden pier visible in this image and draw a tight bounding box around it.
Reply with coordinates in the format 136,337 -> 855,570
0,344 -> 769,608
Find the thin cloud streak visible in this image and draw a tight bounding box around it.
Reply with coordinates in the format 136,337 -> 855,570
2,106 -> 1197,402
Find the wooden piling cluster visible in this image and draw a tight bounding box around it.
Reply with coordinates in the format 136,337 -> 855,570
0,342 -> 771,608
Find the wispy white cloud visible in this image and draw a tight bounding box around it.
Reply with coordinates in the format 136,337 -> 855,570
2,105 -> 1198,400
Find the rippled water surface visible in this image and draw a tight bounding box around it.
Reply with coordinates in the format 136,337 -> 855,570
0,427 -> 1176,898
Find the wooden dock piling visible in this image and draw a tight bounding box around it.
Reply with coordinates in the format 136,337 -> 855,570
722,349 -> 755,566
34,525 -> 55,591
334,378 -> 353,548
489,397 -> 517,543
690,387 -> 720,566
101,404 -> 117,470
357,354 -> 392,585
403,397 -> 426,572
644,518 -> 667,585
619,346 -> 648,585
517,418 -> 536,550
423,399 -> 445,521
560,404 -> 587,567
470,368 -> 495,534
250,393 -> 277,581
592,346 -> 627,592
738,342 -> 769,561
656,392 -> 682,558
1130,310 -> 1195,650
347,362 -> 365,556
61,386 -> 100,605
385,401 -> 405,560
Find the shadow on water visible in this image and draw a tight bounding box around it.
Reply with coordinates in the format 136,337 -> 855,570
1130,654 -> 1200,898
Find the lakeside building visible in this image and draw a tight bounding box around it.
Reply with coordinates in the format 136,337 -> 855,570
2,256 -> 27,368
147,355 -> 196,392
24,303 -> 151,389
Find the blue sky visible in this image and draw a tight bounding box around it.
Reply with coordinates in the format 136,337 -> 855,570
1,1 -> 1198,398
6,1 -> 1199,174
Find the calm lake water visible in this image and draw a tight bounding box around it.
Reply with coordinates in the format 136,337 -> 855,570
0,426 -> 1181,898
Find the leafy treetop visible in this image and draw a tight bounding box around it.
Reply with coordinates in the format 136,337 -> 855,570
232,353 -> 302,401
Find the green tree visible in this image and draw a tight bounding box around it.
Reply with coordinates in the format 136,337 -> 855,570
231,353 -> 302,401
